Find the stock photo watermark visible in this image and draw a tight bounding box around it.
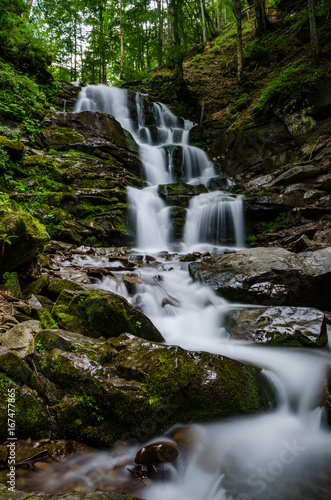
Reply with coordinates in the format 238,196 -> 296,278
234,438 -> 307,499
6,387 -> 17,492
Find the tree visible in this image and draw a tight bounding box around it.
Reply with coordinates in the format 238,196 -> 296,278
308,0 -> 320,62
200,0 -> 208,43
233,0 -> 243,79
169,0 -> 184,79
253,0 -> 269,34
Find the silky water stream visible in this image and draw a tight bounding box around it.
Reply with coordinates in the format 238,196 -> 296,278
28,86 -> 331,499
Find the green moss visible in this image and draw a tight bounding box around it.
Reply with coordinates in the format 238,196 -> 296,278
36,308 -> 59,329
0,374 -> 52,441
144,348 -> 198,398
0,351 -> 32,385
1,271 -> 21,298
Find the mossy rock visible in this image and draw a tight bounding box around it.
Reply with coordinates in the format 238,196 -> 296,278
0,206 -> 50,275
3,329 -> 273,445
51,289 -> 164,342
0,374 -> 56,441
0,347 -> 32,385
0,136 -> 26,162
22,274 -> 50,299
36,308 -> 59,329
47,278 -> 85,300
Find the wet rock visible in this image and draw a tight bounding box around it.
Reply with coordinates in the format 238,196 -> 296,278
225,306 -> 327,347
13,330 -> 274,446
51,288 -> 164,342
0,320 -> 41,358
158,183 -> 208,208
135,439 -> 178,465
272,164 -> 327,186
189,246 -> 331,309
123,274 -> 148,295
0,205 -> 50,275
47,278 -> 85,300
29,371 -> 62,405
36,110 -> 142,177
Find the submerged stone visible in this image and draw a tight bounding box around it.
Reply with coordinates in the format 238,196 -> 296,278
135,440 -> 178,465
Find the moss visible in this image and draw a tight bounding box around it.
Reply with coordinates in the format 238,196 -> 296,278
0,208 -> 50,274
40,125 -> 83,149
145,348 -> 198,398
0,351 -> 32,385
0,136 -> 25,161
52,289 -> 164,342
36,308 -> 59,329
0,374 -> 52,441
47,277 -> 84,299
1,271 -> 21,298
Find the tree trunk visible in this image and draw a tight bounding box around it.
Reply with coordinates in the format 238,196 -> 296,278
157,0 -> 165,66
254,0 -> 268,34
74,16 -> 77,81
233,0 -> 243,79
308,0 -> 320,62
120,0 -> 124,80
200,0 -> 207,44
99,4 -> 107,84
170,0 -> 183,79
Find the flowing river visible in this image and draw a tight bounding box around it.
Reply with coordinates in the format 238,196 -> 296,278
29,85 -> 331,499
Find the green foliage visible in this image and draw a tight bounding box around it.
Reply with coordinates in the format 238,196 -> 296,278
0,147 -> 10,170
0,192 -> 12,214
0,60 -> 48,126
251,59 -> 323,113
0,1 -> 53,83
262,213 -> 290,233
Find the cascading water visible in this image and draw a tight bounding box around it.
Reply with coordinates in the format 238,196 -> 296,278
25,86 -> 331,500
74,84 -> 242,252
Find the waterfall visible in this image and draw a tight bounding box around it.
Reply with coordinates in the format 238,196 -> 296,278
74,84 -> 244,252
183,191 -> 245,251
23,84 -> 329,500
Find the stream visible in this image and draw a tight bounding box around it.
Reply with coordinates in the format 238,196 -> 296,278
27,86 -> 331,498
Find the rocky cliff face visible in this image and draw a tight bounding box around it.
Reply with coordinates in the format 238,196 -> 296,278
190,80 -> 331,251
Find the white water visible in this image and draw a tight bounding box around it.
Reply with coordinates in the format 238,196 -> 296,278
74,84 -> 242,253
43,86 -> 331,499
44,250 -> 331,500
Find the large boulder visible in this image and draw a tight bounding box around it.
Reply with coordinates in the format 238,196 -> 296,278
224,306 -> 328,347
189,246 -> 331,309
51,288 -> 165,342
0,204 -> 50,275
36,111 -> 142,177
26,330 -> 273,446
